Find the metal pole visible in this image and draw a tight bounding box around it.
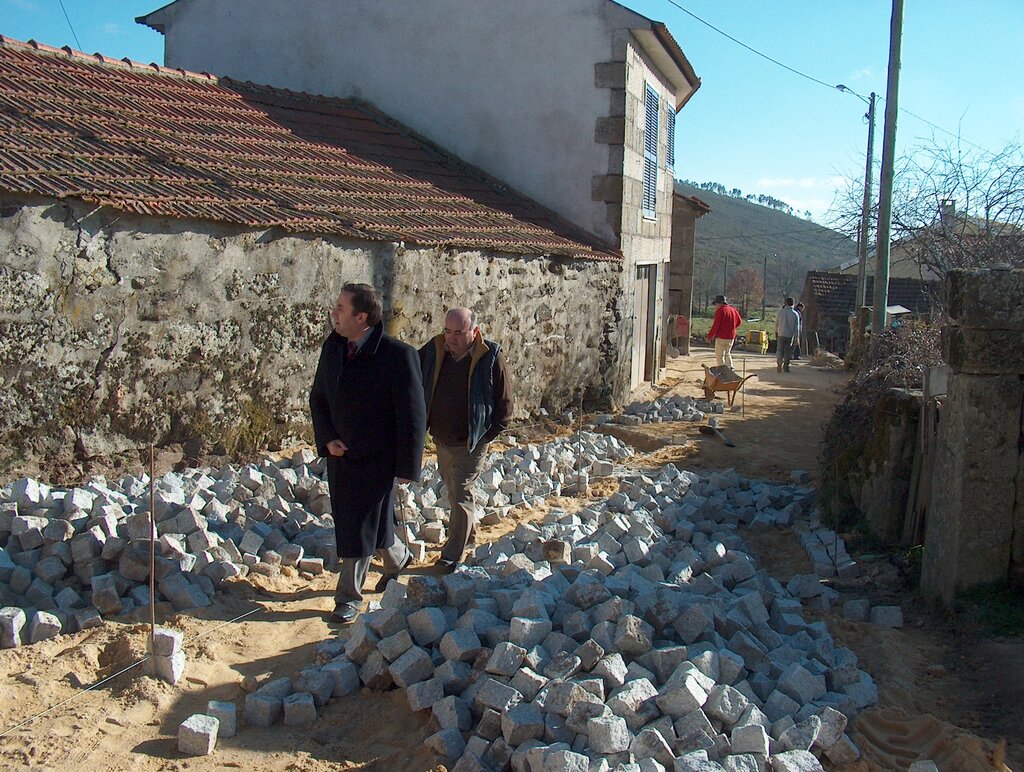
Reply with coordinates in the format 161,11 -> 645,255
872,0 -> 904,347
722,255 -> 728,295
761,254 -> 767,321
855,92 -> 877,309
148,445 -> 156,649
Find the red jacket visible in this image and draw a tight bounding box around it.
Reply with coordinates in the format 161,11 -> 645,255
708,304 -> 742,340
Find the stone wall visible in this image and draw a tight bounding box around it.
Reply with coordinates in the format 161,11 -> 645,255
0,194 -> 622,477
848,388 -> 920,545
921,267 -> 1024,604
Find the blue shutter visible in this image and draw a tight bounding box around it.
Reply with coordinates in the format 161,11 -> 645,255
666,100 -> 676,171
642,83 -> 659,219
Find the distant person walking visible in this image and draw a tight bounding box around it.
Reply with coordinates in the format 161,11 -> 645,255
707,294 -> 743,368
792,302 -> 805,359
775,297 -> 800,373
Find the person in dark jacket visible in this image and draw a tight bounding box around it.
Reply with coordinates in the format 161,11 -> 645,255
309,283 -> 426,623
419,308 -> 512,572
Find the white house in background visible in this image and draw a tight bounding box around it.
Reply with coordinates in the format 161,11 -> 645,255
139,0 -> 700,394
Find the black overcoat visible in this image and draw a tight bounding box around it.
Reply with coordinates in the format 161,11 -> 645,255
309,323 -> 426,558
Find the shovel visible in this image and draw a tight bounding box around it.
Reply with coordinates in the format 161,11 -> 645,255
698,424 -> 736,447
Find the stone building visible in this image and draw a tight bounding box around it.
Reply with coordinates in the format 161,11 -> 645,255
0,37 -> 624,474
138,0 -> 702,390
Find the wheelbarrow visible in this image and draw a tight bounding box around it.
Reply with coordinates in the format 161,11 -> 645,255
701,364 -> 756,406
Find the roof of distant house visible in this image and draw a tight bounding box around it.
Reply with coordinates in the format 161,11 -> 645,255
804,270 -> 938,317
0,36 -> 620,261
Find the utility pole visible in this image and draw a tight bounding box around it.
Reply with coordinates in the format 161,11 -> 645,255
761,253 -> 767,320
872,0 -> 903,347
722,255 -> 728,295
856,92 -> 877,309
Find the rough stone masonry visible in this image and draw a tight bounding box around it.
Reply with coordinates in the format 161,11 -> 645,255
0,193 -> 622,475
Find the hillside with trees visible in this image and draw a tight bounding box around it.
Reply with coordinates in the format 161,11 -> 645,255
677,181 -> 858,315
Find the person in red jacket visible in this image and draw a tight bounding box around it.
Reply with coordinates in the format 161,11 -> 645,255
707,294 -> 743,368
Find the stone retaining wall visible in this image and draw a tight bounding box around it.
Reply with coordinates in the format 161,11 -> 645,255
921,267 -> 1024,603
0,193 -> 622,476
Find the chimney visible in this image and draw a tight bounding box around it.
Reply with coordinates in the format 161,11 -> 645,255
939,199 -> 956,230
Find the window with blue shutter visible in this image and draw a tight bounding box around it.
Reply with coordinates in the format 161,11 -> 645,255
666,100 -> 676,171
642,83 -> 659,219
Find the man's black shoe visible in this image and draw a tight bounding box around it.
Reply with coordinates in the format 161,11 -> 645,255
331,604 -> 360,624
434,558 -> 459,574
373,552 -> 412,593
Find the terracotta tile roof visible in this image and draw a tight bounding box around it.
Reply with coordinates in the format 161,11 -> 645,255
804,270 -> 938,317
0,36 -> 620,261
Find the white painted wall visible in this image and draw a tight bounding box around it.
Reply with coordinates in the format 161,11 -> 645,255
148,0 -> 654,246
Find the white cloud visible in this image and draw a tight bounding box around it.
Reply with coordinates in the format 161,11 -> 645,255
847,68 -> 873,82
4,0 -> 40,10
103,22 -> 122,35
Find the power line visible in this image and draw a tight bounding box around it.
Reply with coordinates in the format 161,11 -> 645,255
57,0 -> 83,51
660,0 -> 995,154
660,0 -> 836,91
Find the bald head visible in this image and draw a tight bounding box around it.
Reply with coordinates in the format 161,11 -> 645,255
443,307 -> 479,360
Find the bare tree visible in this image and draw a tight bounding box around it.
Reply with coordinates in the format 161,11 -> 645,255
692,249 -> 719,315
727,268 -> 764,317
828,138 -> 1024,280
891,140 -> 1024,277
771,252 -> 804,300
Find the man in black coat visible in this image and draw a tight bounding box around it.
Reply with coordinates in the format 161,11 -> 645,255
309,283 -> 426,623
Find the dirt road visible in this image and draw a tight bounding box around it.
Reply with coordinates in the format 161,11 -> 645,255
0,346 -> 1019,771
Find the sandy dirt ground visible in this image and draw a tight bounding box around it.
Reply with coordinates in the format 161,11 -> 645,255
0,346 -> 1020,771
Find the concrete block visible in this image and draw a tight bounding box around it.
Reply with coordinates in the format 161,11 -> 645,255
777,663 -> 826,705
145,651 -> 186,685
439,628 -> 483,663
178,713 -> 219,755
780,715 -> 821,752
588,715 -> 631,753
822,733 -> 860,764
502,700 -> 545,745
730,723 -> 769,756
704,684 -> 750,727
321,658 -> 359,697
433,694 -> 473,731
407,676 -> 444,712
473,677 -> 523,714
510,616 -> 552,648
377,629 -> 414,662
149,627 -> 183,657
1,606 -> 27,648
614,614 -> 654,656
509,666 -> 547,701
364,606 -> 408,639
813,706 -> 847,749
206,701 -> 236,738
359,649 -> 394,691
594,652 -> 629,689
424,728 -> 466,760
769,749 -> 824,771
607,678 -> 660,730
487,641 -> 527,676
656,674 -> 708,718
344,620 -> 380,665
388,645 -> 434,688
283,692 -> 317,725
407,607 -> 449,646
295,669 -> 335,707
629,727 -> 675,766
28,610 -> 62,643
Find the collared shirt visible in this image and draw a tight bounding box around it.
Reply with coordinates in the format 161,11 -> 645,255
347,327 -> 373,357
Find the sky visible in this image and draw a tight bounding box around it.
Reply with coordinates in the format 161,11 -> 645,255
2,0 -> 1022,225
